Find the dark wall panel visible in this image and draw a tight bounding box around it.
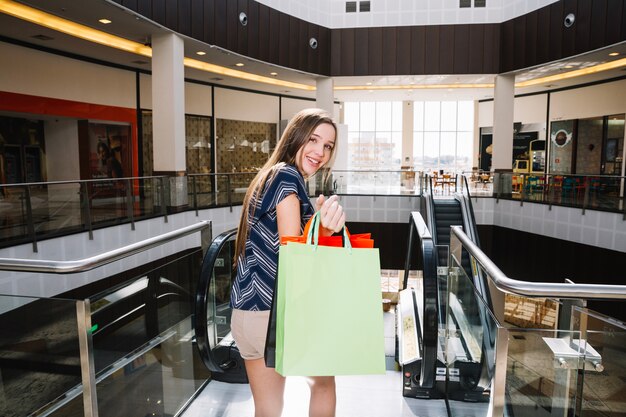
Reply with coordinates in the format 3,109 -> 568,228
318,27 -> 331,74
605,0 -> 624,45
177,0 -> 191,37
480,225 -> 626,322
590,0 -> 609,50
453,25 -> 469,74
257,4 -> 270,62
396,27 -> 411,75
123,0 -> 624,78
340,29 -> 356,76
214,0 -> 227,48
226,0 -> 238,52
410,26 -> 426,74
203,0 -> 215,45
368,27 -> 383,76
354,28 -> 369,76
438,26 -> 454,73
561,0 -> 577,58
237,0 -> 248,55
468,25 -> 484,74
500,20 -> 514,72
246,0 -> 259,58
524,11 -> 537,66
574,0 -> 591,55
382,27 -> 397,75
424,26 -> 440,74
190,0 -> 204,40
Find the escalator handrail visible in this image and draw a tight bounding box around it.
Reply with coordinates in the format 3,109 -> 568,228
0,221 -> 211,274
405,212 -> 439,388
194,228 -> 237,373
451,225 -> 626,300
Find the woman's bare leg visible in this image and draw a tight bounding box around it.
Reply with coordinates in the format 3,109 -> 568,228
244,358 -> 286,417
307,376 -> 336,417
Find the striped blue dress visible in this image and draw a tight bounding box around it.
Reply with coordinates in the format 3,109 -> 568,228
231,164 -> 314,311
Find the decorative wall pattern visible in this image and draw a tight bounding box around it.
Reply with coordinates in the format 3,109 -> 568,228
185,116 -> 212,174
215,118 -> 277,173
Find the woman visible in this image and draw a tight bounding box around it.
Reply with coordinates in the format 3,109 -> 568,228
231,108 -> 345,417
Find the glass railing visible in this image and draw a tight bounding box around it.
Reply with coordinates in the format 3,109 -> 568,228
570,306 -> 626,417
446,224 -> 626,417
494,172 -> 625,214
2,171 -> 623,251
0,229 -> 209,417
0,294 -> 82,417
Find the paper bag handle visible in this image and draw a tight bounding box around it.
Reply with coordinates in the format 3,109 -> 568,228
306,212 -> 352,250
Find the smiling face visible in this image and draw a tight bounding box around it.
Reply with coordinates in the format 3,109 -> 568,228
295,122 -> 336,177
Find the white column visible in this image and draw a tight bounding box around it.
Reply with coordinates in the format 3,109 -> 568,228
152,33 -> 186,174
491,74 -> 515,171
402,101 -> 414,167
151,33 -> 187,206
316,77 -> 334,117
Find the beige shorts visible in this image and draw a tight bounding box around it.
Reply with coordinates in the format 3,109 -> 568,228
231,309 -> 271,360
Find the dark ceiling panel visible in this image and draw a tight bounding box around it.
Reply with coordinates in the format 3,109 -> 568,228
340,28 -> 356,76
468,25 -> 484,74
424,26 -> 440,74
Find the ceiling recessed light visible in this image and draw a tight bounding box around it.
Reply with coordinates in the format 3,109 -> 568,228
98,19 -> 111,24
609,52 -> 619,56
366,82 -> 372,85
270,72 -> 278,76
196,51 -> 206,56
564,65 -> 574,69
235,63 -> 244,67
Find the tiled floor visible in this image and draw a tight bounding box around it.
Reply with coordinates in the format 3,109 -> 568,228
180,371 -> 451,417
180,305 -> 454,417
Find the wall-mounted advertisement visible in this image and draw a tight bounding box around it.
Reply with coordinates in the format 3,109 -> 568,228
549,120 -> 575,174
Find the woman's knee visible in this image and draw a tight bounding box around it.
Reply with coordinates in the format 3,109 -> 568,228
307,376 -> 336,392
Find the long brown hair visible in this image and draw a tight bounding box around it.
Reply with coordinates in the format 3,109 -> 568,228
234,108 -> 338,265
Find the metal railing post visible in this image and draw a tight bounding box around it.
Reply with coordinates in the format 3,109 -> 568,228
226,175 -> 232,212
582,180 -> 590,215
23,185 -> 38,253
80,182 -> 94,240
125,179 -> 135,230
160,177 -> 168,223
76,299 -> 98,417
490,326 -> 509,417
192,176 -> 198,216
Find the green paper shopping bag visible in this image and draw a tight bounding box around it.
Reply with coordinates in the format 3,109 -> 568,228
275,212 -> 386,376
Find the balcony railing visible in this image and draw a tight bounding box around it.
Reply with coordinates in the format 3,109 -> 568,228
1,171 -> 624,250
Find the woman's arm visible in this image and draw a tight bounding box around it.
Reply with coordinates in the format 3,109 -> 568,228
276,193 -> 302,237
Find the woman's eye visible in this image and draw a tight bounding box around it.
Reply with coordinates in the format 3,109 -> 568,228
325,144 -> 333,150
309,137 -> 317,143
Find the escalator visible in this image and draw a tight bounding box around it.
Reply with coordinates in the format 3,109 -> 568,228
194,229 -> 248,384
399,175 -> 494,404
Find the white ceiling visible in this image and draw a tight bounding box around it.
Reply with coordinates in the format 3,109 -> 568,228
2,0 -> 626,103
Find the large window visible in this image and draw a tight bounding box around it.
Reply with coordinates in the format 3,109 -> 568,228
413,101 -> 473,173
344,102 -> 402,170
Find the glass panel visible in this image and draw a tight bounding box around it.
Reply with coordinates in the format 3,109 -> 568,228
90,249 -> 205,417
0,294 -> 82,417
89,178 -> 130,226
456,131 -> 473,173
446,253 -> 499,414
457,101 -> 474,132
576,117 -> 603,175
441,101 -> 457,131
375,102 -> 392,131
344,102 -> 360,131
413,101 -> 424,131
424,132 -> 440,172
413,131 -> 424,171
360,102 -> 375,131
571,306 -> 626,417
604,114 -> 624,176
424,102 -> 440,132
505,327 -> 580,417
